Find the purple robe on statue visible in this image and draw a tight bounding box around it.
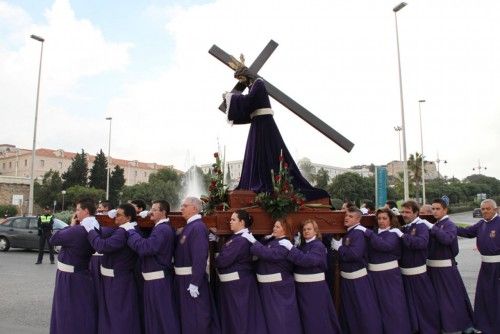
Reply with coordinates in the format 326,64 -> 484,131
458,214 -> 500,333
400,219 -> 440,333
287,238 -> 341,334
214,231 -> 268,334
88,228 -> 141,334
226,78 -> 329,201
338,226 -> 383,334
174,217 -> 220,334
365,228 -> 411,334
251,237 -> 303,334
427,216 -> 473,332
49,225 -> 96,334
127,219 -> 180,334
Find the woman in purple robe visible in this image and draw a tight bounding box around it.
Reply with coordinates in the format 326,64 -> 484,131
364,208 -> 411,334
214,209 -> 267,334
49,198 -> 97,334
285,219 -> 341,334
241,218 -> 303,334
223,66 -> 329,202
86,203 -> 141,334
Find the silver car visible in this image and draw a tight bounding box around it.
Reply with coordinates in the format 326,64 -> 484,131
0,216 -> 67,252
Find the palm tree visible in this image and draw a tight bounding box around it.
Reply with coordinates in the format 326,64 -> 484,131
407,152 -> 424,202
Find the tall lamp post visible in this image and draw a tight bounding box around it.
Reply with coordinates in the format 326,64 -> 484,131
472,160 -> 487,175
28,34 -> 45,215
393,2 -> 409,200
105,117 -> 112,200
394,125 -> 402,161
418,99 -> 426,204
61,190 -> 66,211
436,153 -> 447,178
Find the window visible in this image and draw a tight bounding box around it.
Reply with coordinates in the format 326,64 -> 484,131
2,163 -> 4,169
40,160 -> 45,167
12,218 -> 28,229
9,162 -> 12,168
29,219 -> 39,230
24,159 -> 27,166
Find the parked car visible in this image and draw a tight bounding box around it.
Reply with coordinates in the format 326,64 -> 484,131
472,208 -> 482,218
0,216 -> 68,252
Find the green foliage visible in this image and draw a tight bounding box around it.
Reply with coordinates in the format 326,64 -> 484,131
328,172 -> 374,205
315,168 -> 330,190
330,198 -> 343,210
64,185 -> 106,209
62,149 -> 89,188
89,149 -> 108,190
109,165 -> 126,206
34,170 -> 63,209
0,205 -> 18,217
201,153 -> 228,215
53,210 -> 74,224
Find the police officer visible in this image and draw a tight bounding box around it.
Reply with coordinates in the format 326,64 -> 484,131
36,206 -> 55,264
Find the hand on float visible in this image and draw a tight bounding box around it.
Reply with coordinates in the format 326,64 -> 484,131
138,210 -> 149,219
107,209 -> 117,219
187,284 -> 200,298
331,238 -> 342,251
119,222 -> 135,231
278,239 -> 293,250
419,219 -> 434,230
81,219 -> 99,233
293,232 -> 301,247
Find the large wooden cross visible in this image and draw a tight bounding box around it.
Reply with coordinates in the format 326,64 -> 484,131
208,40 -> 354,152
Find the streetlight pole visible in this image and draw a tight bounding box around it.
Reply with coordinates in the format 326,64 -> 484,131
436,153 -> 447,178
394,126 -> 402,162
105,117 -> 112,200
61,190 -> 66,211
472,160 -> 487,175
29,34 -> 45,215
418,99 -> 426,204
393,2 -> 409,201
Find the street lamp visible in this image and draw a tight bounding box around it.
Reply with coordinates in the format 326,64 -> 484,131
472,160 -> 487,174
394,125 -> 402,161
28,34 -> 45,215
393,2 -> 409,200
418,99 -> 426,204
105,117 -> 112,200
436,153 -> 447,178
61,190 -> 66,211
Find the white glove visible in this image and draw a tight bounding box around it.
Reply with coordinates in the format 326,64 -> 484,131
293,232 -> 301,247
138,210 -> 149,219
107,209 -> 117,219
263,234 -> 273,240
355,225 -> 367,233
119,222 -> 135,231
241,232 -> 256,244
331,238 -> 342,251
419,219 -> 434,230
278,239 -> 293,250
389,228 -> 404,237
209,232 -> 219,242
81,219 -> 100,233
187,284 -> 199,298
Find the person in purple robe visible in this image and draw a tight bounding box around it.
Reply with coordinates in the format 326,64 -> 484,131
361,207 -> 411,334
123,199 -> 180,334
393,200 -> 440,333
174,196 -> 220,334
214,209 -> 268,334
241,218 -> 303,334
417,198 -> 474,333
283,219 -> 341,334
49,198 -> 97,334
86,203 -> 141,334
222,66 -> 329,202
331,206 -> 383,334
458,199 -> 500,333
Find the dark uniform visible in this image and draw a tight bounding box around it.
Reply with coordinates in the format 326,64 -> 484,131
36,211 -> 55,264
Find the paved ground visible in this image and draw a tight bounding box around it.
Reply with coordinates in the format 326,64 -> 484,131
0,211 -> 483,333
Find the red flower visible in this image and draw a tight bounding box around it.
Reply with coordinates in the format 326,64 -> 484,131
283,162 -> 288,169
279,154 -> 284,162
274,175 -> 281,182
214,152 -> 219,158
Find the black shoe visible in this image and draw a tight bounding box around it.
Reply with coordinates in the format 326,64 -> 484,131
35,262 -> 42,265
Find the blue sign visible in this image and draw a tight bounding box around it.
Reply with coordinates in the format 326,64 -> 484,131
375,166 -> 387,208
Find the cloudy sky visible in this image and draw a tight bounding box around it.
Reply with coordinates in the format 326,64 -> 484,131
1,0 -> 498,180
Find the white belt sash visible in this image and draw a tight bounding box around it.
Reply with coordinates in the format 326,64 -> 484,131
100,265 -> 115,277
174,266 -> 193,275
256,273 -> 282,283
482,254 -> 500,263
92,252 -> 103,256
426,259 -> 452,268
142,270 -> 165,281
218,271 -> 240,282
57,261 -> 74,273
340,268 -> 368,279
400,264 -> 427,276
250,108 -> 273,119
294,272 -> 325,283
368,260 -> 399,272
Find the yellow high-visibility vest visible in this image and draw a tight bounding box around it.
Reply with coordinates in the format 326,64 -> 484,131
40,215 -> 53,224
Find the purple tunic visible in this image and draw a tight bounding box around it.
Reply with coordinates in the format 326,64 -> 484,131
338,227 -> 383,334
227,78 -> 328,201
214,233 -> 268,334
458,214 -> 500,333
127,221 -> 180,334
251,237 -> 303,334
49,225 -> 96,334
428,217 -> 473,332
287,238 -> 341,334
400,220 -> 440,333
88,227 -> 114,310
174,218 -> 220,334
366,229 -> 411,334
88,228 -> 140,334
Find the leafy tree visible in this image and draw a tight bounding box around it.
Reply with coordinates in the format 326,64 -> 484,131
109,165 -> 126,206
315,168 -> 330,190
62,149 -> 88,188
34,170 -> 63,209
89,149 -> 108,190
64,185 -> 106,210
408,152 -> 423,202
328,172 -> 374,206
298,158 -> 316,184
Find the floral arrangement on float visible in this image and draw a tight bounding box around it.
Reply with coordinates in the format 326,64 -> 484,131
255,150 -> 305,219
201,152 -> 229,215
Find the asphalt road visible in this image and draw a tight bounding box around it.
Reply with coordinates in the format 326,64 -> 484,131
0,211 -> 484,333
